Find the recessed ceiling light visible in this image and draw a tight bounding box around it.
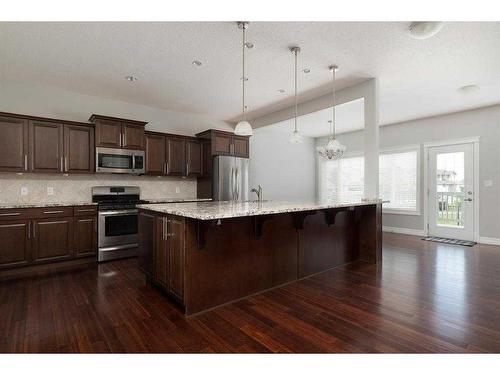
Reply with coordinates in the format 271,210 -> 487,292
302,68 -> 311,74
459,84 -> 480,93
125,75 -> 138,82
408,22 -> 444,40
277,89 -> 285,93
244,42 -> 254,49
192,60 -> 202,66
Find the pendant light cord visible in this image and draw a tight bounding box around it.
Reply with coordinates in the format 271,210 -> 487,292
242,26 -> 246,121
294,49 -> 298,133
331,67 -> 336,139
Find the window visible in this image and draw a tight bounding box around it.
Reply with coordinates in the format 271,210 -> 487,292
318,146 -> 419,214
319,155 -> 364,202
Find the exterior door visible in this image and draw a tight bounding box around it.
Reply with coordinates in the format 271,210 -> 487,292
428,143 -> 475,241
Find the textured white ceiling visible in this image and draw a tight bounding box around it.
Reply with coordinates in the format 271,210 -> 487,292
0,22 -> 499,127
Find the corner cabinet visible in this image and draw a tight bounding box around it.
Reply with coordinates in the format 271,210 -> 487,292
138,211 -> 185,304
90,114 -> 147,150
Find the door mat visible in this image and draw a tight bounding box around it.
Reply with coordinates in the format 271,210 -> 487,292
422,236 -> 476,247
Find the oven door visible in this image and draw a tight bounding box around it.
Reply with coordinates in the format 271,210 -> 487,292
96,147 -> 135,174
98,209 -> 138,248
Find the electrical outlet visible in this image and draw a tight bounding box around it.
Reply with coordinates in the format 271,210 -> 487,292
175,187 -> 180,194
21,187 -> 28,196
47,187 -> 54,195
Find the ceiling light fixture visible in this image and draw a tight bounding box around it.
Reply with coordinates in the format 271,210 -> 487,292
125,75 -> 138,82
278,89 -> 285,93
289,46 -> 303,144
192,60 -> 202,66
317,65 -> 346,160
244,42 -> 254,49
408,22 -> 444,40
302,68 -> 311,74
234,21 -> 253,137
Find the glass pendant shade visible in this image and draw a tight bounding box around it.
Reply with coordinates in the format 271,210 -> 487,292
317,137 -> 346,160
289,129 -> 303,144
234,120 -> 253,136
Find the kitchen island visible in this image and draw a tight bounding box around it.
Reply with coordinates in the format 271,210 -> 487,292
137,200 -> 383,315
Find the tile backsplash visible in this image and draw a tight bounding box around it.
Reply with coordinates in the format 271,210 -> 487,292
0,173 -> 197,204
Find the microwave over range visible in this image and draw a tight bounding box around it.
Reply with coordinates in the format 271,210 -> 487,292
96,147 -> 145,174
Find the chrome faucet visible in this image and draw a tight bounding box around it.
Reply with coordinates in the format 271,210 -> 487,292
251,185 -> 263,202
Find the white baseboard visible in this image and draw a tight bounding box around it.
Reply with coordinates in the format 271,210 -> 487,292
479,237 -> 500,246
383,226 -> 425,237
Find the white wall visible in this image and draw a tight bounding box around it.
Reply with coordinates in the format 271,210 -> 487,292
0,82 -> 232,135
316,104 -> 500,239
249,126 -> 316,202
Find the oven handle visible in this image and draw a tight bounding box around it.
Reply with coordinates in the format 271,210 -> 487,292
98,209 -> 138,216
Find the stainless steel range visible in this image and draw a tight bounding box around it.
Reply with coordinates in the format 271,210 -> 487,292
92,186 -> 141,262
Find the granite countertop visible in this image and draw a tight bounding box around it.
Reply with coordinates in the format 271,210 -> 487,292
0,202 -> 97,209
137,199 -> 385,221
141,198 -> 212,204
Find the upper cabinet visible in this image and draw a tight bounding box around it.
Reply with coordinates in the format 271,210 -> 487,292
0,115 -> 29,173
196,130 -> 250,159
90,114 -> 147,150
0,113 -> 94,174
145,131 -> 202,178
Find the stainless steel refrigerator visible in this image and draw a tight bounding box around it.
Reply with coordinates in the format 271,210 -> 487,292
213,156 -> 249,201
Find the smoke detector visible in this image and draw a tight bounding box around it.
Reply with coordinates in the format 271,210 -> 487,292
408,22 -> 444,40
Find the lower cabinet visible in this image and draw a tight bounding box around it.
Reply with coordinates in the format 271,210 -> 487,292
74,216 -> 97,257
140,212 -> 185,303
0,220 -> 31,269
32,217 -> 74,262
0,206 -> 98,272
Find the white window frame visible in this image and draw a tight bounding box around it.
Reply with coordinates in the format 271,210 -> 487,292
317,145 -> 421,216
379,144 -> 421,216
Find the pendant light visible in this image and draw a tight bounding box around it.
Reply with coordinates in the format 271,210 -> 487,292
318,65 -> 346,160
234,21 -> 253,136
289,46 -> 303,144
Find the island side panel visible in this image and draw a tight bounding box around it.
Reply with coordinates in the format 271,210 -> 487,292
358,203 -> 382,264
297,209 -> 359,278
184,214 -> 297,315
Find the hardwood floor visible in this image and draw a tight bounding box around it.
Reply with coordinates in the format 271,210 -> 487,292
2,232 -> 500,353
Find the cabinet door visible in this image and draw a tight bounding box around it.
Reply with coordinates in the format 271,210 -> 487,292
166,137 -> 186,176
186,139 -> 202,176
212,132 -> 232,155
73,216 -> 97,257
122,122 -> 145,150
138,211 -> 155,278
232,136 -> 249,158
32,217 -> 73,262
154,216 -> 168,288
201,140 -> 212,177
0,220 -> 31,269
0,116 -> 29,173
63,124 -> 95,173
95,119 -> 122,148
29,120 -> 64,173
145,133 -> 166,175
168,217 -> 184,301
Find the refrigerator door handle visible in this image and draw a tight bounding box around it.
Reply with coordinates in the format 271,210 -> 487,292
231,167 -> 235,200
235,168 -> 239,200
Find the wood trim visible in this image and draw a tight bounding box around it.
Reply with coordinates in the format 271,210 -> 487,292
88,114 -> 148,126
0,111 -> 92,127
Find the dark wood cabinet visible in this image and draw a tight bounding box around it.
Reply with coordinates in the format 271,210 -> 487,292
139,212 -> 185,303
145,132 -> 166,175
0,115 -> 29,173
213,132 -> 232,155
0,220 -> 31,269
29,120 -> 64,173
186,139 -> 202,176
166,137 -> 186,176
90,115 -> 147,150
196,130 -> 250,158
122,123 -> 145,150
168,217 -> 185,300
63,124 -> 95,173
232,135 -> 250,158
32,217 -> 74,262
73,215 -> 97,257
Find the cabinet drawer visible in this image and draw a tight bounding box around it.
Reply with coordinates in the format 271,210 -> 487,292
74,205 -> 97,216
31,206 -> 74,219
0,208 -> 33,221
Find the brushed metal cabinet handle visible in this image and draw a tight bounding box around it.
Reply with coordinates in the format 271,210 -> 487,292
0,212 -> 21,216
163,161 -> 167,174
27,221 -> 31,239
60,157 -> 63,172
186,162 -> 189,176
43,210 -> 64,214
33,223 -> 36,238
77,209 -> 95,213
65,157 -> 68,172
24,154 -> 28,171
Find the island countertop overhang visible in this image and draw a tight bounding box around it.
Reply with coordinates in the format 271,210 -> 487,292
137,199 -> 386,220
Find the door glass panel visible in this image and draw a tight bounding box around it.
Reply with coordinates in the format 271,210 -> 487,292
436,152 -> 465,228
104,215 -> 138,237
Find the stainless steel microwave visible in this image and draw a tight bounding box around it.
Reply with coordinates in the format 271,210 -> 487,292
96,147 -> 145,174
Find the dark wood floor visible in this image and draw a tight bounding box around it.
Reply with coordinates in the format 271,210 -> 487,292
2,232 -> 500,353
